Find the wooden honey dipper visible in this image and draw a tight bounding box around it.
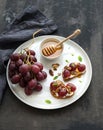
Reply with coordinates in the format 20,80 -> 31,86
42,29 -> 81,56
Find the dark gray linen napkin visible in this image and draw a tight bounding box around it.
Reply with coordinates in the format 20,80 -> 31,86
0,6 -> 57,103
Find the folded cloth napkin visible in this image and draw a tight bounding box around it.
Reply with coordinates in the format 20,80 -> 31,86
0,6 -> 57,104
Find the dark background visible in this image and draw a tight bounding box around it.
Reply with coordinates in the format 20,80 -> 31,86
0,0 -> 103,130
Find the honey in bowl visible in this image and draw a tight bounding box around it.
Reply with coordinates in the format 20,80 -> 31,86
40,38 -> 63,60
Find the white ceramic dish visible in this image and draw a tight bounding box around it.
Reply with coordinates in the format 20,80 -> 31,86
6,35 -> 92,110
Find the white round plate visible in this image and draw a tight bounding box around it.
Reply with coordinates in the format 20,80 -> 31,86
6,35 -> 92,109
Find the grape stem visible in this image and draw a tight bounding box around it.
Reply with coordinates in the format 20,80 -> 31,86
25,29 -> 42,49
33,29 -> 42,39
22,29 -> 42,65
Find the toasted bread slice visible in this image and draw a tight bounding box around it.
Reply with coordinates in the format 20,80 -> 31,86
50,80 -> 76,99
62,62 -> 86,81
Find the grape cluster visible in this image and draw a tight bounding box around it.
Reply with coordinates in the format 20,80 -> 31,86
8,49 -> 47,95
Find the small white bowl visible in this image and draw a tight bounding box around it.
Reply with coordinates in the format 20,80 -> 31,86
40,38 -> 63,60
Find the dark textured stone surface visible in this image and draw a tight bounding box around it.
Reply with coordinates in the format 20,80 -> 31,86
0,0 -> 103,130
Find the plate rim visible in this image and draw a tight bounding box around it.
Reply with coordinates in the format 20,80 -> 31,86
6,35 -> 92,110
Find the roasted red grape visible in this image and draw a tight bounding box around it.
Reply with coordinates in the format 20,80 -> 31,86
71,86 -> 76,92
58,87 -> 67,97
62,69 -> 71,79
69,62 -> 76,71
66,83 -> 76,92
50,81 -> 59,91
77,63 -> 86,72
